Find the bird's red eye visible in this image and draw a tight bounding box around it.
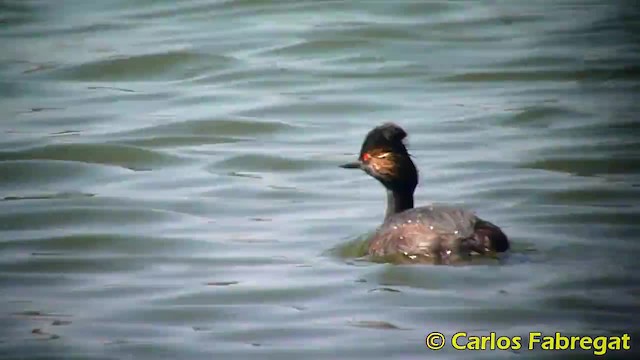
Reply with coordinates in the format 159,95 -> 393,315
362,153 -> 371,161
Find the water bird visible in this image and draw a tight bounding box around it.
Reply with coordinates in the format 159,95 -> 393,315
340,123 -> 509,264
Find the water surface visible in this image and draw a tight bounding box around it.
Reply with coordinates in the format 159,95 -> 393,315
1,1 -> 639,359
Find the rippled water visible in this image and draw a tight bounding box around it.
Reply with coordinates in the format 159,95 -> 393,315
2,0 -> 640,359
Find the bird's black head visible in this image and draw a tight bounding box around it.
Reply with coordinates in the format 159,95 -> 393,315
340,123 -> 418,193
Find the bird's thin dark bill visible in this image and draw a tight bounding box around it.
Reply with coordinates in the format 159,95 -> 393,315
339,161 -> 361,169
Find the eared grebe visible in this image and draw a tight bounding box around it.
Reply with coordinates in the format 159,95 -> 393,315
340,123 -> 509,264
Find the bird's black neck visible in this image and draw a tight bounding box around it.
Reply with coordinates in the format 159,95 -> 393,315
385,188 -> 414,220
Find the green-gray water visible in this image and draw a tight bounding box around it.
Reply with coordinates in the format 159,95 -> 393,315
1,1 -> 639,359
